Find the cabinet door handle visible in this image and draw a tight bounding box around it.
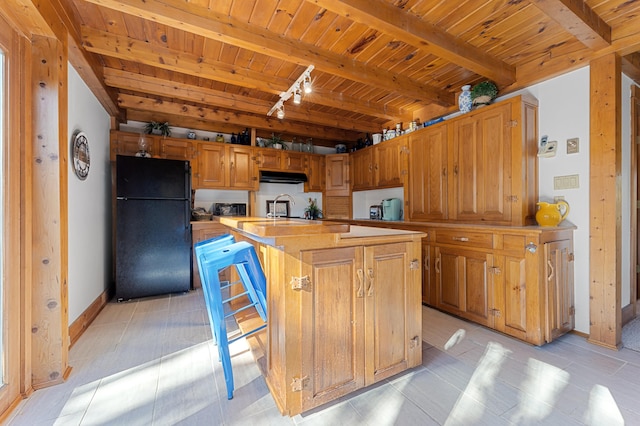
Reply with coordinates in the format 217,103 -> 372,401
367,268 -> 374,296
454,164 -> 458,175
452,237 -> 469,242
230,161 -> 234,169
356,269 -> 364,298
547,260 -> 555,282
442,167 -> 447,177
435,256 -> 441,274
287,158 -> 291,167
424,254 -> 429,271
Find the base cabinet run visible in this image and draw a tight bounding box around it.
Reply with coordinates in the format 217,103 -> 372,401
423,225 -> 574,345
261,239 -> 422,416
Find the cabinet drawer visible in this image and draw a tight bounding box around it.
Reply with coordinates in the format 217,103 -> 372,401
434,229 -> 493,249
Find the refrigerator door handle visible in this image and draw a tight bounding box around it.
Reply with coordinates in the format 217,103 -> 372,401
185,202 -> 190,229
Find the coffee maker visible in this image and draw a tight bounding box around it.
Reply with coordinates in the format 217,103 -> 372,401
382,198 -> 402,221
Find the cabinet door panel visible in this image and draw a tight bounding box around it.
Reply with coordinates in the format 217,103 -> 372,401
284,151 -> 306,172
229,146 -> 256,189
545,239 -> 574,341
160,138 -> 193,161
325,154 -> 350,196
375,140 -> 402,187
197,143 -> 227,188
305,154 -> 325,192
365,243 -> 411,384
494,255 -> 528,340
437,248 -> 463,313
464,252 -> 490,325
452,104 -> 512,223
409,127 -> 448,220
300,247 -> 364,410
351,148 -> 373,191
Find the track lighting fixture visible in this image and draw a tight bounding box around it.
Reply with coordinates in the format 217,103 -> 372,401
303,76 -> 312,94
267,65 -> 314,118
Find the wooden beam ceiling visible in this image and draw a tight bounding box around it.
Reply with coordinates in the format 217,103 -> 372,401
530,0 -> 611,50
310,0 -> 516,86
104,69 -> 382,133
118,93 -> 360,142
80,0 -> 455,107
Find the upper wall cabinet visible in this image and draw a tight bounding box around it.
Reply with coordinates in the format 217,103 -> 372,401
325,154 -> 350,196
407,95 -> 538,226
351,138 -> 407,191
194,143 -> 258,190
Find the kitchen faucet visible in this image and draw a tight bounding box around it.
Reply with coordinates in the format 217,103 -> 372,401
269,193 -> 295,218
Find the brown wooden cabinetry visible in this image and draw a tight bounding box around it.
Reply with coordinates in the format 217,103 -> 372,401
406,95 -> 538,226
256,148 -> 282,170
283,151 -> 307,172
305,154 -> 325,192
351,148 -> 374,191
325,153 -> 350,196
426,224 -> 574,345
195,142 -> 257,190
408,125 -> 448,221
255,232 -> 422,415
351,139 -> 406,191
159,137 -> 194,161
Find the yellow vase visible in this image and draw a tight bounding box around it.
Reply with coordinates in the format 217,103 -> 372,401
535,200 -> 570,227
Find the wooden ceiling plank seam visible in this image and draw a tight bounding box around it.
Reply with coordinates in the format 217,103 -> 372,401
310,0 -> 516,85
80,0 -> 454,106
268,0 -> 303,35
104,68 -> 382,132
530,0 -> 612,50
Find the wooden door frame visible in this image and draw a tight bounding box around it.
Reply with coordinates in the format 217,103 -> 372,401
632,85 -> 640,311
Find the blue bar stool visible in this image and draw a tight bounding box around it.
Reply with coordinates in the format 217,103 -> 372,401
197,240 -> 267,400
194,234 -> 235,346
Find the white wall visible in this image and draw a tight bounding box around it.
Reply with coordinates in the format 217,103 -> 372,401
67,65 -> 111,323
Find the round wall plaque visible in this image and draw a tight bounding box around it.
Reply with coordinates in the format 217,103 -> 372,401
72,131 -> 90,180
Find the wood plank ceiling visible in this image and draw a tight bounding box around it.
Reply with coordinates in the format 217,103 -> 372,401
62,0 -> 640,147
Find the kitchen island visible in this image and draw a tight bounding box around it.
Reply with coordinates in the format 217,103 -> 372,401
215,217 -> 425,416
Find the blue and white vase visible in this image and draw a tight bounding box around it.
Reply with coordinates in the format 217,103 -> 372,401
459,85 -> 472,113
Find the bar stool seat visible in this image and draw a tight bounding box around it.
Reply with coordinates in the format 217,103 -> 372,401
196,240 -> 267,400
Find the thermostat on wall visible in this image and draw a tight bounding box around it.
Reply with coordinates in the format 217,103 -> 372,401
538,136 -> 557,158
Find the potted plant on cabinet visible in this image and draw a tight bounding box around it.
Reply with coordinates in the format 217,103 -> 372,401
144,121 -> 171,137
471,81 -> 498,107
304,198 -> 322,220
264,133 -> 288,149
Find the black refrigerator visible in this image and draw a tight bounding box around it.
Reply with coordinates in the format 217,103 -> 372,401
115,155 -> 192,301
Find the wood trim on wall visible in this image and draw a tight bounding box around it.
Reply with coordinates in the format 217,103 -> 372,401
69,290 -> 111,348
589,53 -> 623,350
30,34 -> 70,389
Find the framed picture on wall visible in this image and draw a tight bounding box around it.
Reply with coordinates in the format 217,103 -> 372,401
266,200 -> 290,217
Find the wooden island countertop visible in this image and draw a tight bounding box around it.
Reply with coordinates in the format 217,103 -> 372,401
215,216 -> 425,416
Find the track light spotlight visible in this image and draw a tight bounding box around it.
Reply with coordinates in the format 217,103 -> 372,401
303,76 -> 312,94
293,90 -> 301,104
276,105 -> 285,119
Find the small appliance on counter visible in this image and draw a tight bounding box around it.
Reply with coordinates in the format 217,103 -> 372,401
369,204 -> 382,220
382,198 -> 402,221
213,202 -> 247,216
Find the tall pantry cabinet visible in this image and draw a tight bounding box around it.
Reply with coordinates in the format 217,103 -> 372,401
407,94 -> 538,227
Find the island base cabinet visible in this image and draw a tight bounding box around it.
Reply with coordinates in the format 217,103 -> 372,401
264,240 -> 422,415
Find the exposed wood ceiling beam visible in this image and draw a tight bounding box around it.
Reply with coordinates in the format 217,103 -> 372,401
531,0 -> 611,50
118,94 -> 360,142
309,0 -> 516,86
622,53 -> 640,84
82,27 -> 409,122
104,68 -> 382,133
80,0 -> 454,107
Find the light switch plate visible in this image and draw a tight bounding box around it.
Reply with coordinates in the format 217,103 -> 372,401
567,138 -> 579,154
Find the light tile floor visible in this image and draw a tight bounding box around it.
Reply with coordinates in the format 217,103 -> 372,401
6,289 -> 640,425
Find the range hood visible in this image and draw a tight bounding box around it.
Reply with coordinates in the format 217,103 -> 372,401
259,170 -> 308,184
